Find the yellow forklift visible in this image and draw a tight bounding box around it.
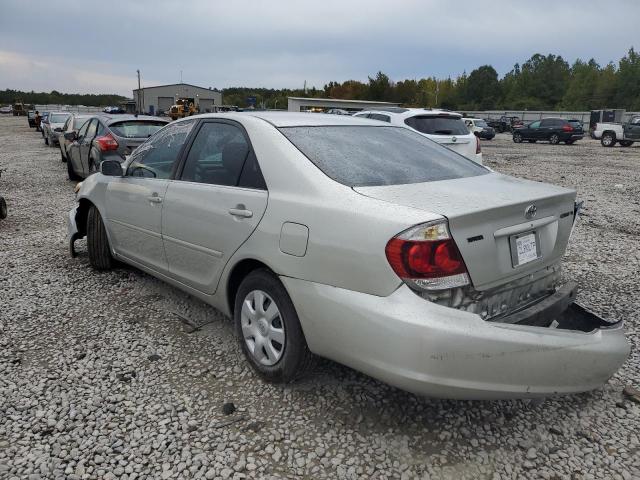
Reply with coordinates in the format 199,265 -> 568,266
168,98 -> 198,121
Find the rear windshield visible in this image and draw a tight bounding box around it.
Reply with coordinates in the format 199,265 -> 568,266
109,121 -> 167,138
279,126 -> 487,187
50,113 -> 70,123
568,120 -> 582,127
73,117 -> 90,129
474,119 -> 488,127
404,115 -> 469,135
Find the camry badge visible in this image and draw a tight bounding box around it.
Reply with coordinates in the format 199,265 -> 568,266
525,204 -> 537,219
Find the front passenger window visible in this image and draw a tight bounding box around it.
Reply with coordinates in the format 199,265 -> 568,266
127,120 -> 196,179
180,122 -> 252,187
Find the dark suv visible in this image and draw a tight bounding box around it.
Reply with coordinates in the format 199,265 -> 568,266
512,118 -> 584,145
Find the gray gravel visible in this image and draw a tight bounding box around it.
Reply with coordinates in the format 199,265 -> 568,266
0,115 -> 638,479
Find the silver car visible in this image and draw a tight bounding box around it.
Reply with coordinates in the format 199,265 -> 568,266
68,113 -> 629,399
43,111 -> 71,147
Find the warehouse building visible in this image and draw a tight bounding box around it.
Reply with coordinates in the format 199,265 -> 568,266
288,97 -> 400,113
133,83 -> 223,115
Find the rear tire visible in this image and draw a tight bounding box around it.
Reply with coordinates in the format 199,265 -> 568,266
549,133 -> 560,145
234,269 -> 314,383
44,135 -> 49,145
619,140 -> 634,147
513,132 -> 523,143
0,197 -> 7,219
60,147 -> 67,162
601,132 -> 616,147
87,205 -> 113,270
67,157 -> 81,181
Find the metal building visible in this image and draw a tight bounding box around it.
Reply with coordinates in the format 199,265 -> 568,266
287,97 -> 400,113
133,83 -> 223,115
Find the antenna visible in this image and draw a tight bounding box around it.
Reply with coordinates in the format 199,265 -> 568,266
180,70 -> 183,83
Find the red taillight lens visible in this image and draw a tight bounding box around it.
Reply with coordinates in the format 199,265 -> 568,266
385,221 -> 470,291
94,133 -> 119,151
475,135 -> 481,154
562,125 -> 573,132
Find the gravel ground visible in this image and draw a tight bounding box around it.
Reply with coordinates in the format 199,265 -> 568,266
0,115 -> 638,480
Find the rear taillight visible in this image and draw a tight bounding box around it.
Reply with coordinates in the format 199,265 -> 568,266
475,136 -> 481,154
562,125 -> 573,132
385,220 -> 470,291
94,133 -> 119,151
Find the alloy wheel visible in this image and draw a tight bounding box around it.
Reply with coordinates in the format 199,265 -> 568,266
241,290 -> 285,366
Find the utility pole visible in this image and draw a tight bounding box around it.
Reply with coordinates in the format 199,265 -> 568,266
136,69 -> 141,114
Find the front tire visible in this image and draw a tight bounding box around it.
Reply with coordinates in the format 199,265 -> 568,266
601,132 -> 616,147
0,197 -> 7,219
549,133 -> 560,145
513,132 -> 523,143
60,147 -> 67,162
87,205 -> 113,270
619,140 -> 634,147
234,269 -> 314,383
44,135 -> 49,145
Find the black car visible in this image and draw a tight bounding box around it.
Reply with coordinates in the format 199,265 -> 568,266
65,114 -> 169,180
512,117 -> 584,145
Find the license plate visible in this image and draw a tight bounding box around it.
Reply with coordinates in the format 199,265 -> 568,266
511,232 -> 539,266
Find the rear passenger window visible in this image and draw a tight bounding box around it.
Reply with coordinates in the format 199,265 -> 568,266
181,122 -> 255,187
238,151 -> 267,190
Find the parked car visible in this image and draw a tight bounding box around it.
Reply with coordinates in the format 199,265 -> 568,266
59,114 -> 92,163
43,112 -> 71,146
593,115 -> 640,147
513,118 -> 584,145
0,105 -> 12,114
355,108 -> 482,163
486,115 -> 523,133
40,112 -> 50,136
325,108 -> 351,115
68,112 -> 629,399
463,118 -> 495,140
27,110 -> 37,128
65,114 -> 169,180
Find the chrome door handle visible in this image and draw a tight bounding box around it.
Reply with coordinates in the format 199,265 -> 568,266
147,195 -> 163,204
229,206 -> 253,218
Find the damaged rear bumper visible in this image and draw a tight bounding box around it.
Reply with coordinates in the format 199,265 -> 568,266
281,277 -> 630,400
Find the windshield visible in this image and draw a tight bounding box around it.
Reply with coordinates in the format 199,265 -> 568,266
50,113 -> 70,123
109,121 -> 167,138
404,115 -> 469,135
279,125 -> 487,187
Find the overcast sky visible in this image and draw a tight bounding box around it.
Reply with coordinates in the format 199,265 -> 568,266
1,0 -> 638,97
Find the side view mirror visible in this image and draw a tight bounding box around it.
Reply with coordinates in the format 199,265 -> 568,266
100,160 -> 123,177
64,131 -> 77,141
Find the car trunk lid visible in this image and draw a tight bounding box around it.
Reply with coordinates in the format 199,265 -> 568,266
355,173 -> 577,290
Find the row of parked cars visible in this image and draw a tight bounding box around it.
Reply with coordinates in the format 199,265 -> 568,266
53,108 -> 629,399
28,110 -> 169,179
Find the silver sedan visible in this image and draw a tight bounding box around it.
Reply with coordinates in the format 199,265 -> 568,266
68,112 -> 629,399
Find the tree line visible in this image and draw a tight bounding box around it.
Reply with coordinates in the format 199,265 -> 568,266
0,89 -> 127,107
3,48 -> 639,111
225,47 -> 640,111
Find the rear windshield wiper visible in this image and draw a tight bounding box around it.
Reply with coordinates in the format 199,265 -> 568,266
433,130 -> 453,135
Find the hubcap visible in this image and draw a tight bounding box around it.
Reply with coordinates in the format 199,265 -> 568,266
240,290 -> 285,366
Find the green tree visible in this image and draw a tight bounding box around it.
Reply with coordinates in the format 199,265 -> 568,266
462,65 -> 501,110
615,47 -> 640,109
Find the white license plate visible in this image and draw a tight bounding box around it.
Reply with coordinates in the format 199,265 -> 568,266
515,233 -> 538,265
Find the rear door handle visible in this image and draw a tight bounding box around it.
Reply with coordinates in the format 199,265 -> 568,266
229,205 -> 253,218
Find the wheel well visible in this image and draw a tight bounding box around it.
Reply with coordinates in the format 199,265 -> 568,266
603,130 -> 616,137
75,199 -> 94,238
226,259 -> 272,315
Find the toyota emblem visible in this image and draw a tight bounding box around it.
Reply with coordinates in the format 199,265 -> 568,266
524,205 -> 537,219
451,136 -> 457,143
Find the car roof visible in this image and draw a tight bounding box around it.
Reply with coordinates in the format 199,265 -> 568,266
98,114 -> 169,126
360,108 -> 462,119
188,111 -> 385,128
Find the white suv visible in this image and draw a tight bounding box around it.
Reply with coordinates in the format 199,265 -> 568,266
355,108 -> 482,164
